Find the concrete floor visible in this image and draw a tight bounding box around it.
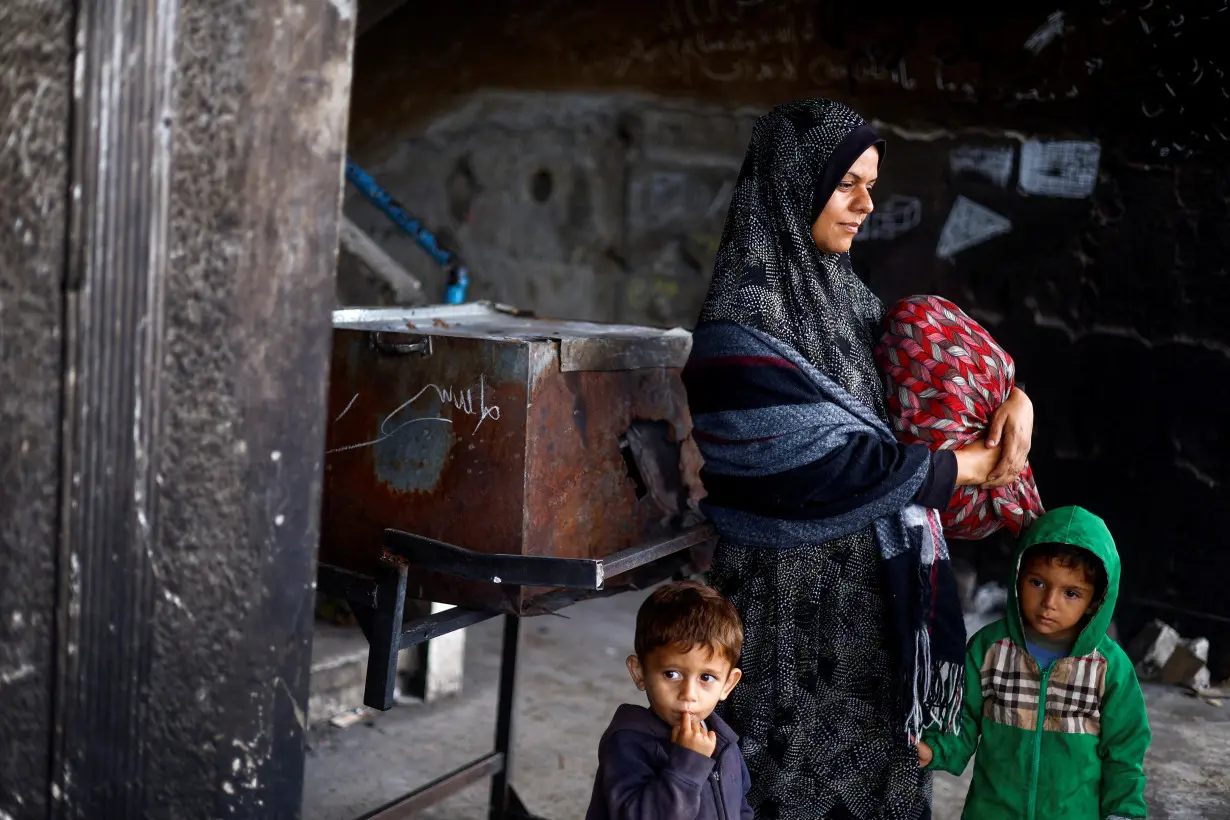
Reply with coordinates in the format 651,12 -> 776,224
303,586 -> 1230,820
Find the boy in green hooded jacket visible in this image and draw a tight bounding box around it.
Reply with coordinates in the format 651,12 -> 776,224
916,506 -> 1150,819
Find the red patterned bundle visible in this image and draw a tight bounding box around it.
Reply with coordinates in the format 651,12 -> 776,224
874,295 -> 1044,540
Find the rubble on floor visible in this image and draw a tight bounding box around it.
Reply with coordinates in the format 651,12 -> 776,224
1128,618 -> 1226,704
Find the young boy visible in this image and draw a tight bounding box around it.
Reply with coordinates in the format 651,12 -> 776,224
916,505 -> 1151,819
585,580 -> 753,820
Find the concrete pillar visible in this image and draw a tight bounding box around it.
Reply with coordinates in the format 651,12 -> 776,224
0,0 -> 355,816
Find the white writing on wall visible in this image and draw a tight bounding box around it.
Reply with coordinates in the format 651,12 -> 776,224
936,195 -> 1012,260
614,5 -> 920,93
852,195 -> 922,242
949,145 -> 1015,188
1018,140 -> 1101,199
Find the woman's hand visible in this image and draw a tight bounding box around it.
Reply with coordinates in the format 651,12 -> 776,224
916,740 -> 934,768
983,387 -> 1034,488
954,438 -> 1002,487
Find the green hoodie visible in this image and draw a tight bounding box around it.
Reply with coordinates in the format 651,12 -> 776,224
923,506 -> 1151,819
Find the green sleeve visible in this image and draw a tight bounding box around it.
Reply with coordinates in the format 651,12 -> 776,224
923,637 -> 984,776
1099,649 -> 1151,819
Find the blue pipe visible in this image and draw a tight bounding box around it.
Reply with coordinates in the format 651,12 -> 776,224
345,157 -> 470,304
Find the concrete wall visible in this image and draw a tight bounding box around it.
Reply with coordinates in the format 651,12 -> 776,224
342,1 -> 1230,669
344,93 -> 756,324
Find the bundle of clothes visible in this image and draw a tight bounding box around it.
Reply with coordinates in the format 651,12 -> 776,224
874,294 -> 1045,539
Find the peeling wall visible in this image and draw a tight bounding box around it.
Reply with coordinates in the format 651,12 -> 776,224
343,1 -> 1230,670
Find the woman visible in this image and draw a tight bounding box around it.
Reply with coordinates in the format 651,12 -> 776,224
683,100 -> 1033,819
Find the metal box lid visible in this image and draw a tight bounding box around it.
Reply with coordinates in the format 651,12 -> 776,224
332,302 -> 693,372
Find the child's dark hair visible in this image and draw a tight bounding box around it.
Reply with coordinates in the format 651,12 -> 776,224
1023,542 -> 1107,603
634,580 -> 743,667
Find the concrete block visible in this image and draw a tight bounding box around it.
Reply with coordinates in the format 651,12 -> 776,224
1161,638 -> 1212,690
970,583 -> 1008,616
422,602 -> 467,702
1127,619 -> 1182,681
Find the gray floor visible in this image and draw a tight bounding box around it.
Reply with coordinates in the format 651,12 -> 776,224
303,586 -> 1230,820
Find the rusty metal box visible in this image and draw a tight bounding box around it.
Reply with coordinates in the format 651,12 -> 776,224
319,303 -> 706,613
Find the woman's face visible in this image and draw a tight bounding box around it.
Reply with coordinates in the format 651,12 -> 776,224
810,145 -> 879,254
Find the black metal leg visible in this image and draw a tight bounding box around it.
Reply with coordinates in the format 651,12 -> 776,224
489,613 -> 521,820
506,786 -> 537,819
325,529 -> 713,820
363,562 -> 408,710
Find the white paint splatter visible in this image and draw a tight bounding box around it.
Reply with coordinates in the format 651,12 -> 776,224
870,119 -> 1033,144
1175,459 -> 1218,489
163,590 -> 195,621
949,145 -> 1015,188
1024,11 -> 1066,54
936,196 -> 1012,261
1019,140 -> 1102,199
852,195 -> 922,242
277,678 -> 306,732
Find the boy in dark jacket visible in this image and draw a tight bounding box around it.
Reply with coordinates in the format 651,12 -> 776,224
585,580 -> 753,820
916,506 -> 1151,819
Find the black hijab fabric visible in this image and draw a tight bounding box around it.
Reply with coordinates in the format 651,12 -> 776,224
698,99 -> 888,419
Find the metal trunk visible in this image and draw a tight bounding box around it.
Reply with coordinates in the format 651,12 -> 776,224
320,303 -> 707,613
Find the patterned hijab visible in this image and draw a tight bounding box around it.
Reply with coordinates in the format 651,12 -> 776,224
699,99 -> 888,419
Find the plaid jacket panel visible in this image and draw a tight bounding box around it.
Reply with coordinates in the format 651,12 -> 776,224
979,638 -> 1107,736
1044,651 -> 1107,735
981,638 -> 1040,730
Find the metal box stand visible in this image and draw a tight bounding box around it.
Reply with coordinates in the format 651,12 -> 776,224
317,524 -> 715,819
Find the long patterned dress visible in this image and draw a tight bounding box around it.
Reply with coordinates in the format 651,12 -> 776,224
693,99 -> 932,819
